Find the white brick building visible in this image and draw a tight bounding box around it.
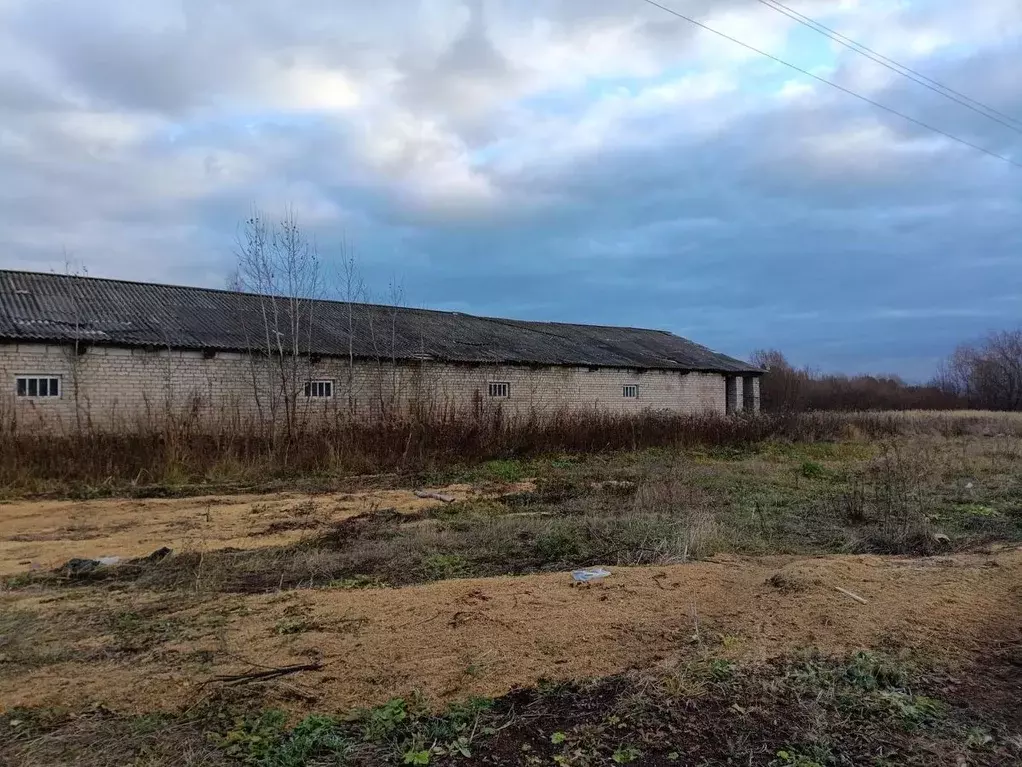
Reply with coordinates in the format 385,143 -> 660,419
0,271 -> 762,432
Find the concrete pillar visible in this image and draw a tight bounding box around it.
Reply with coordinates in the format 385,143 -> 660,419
743,376 -> 761,413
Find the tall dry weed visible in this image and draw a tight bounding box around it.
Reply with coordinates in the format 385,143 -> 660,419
1,409 -> 1019,494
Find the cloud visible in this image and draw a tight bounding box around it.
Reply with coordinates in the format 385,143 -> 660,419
0,0 -> 1021,380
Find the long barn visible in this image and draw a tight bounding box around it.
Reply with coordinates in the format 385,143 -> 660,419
0,270 -> 762,431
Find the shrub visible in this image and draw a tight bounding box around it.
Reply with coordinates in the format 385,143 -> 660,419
0,410 -> 921,495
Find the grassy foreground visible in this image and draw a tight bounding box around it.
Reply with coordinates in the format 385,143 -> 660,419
3,411 -> 1022,766
17,429 -> 1021,593
3,649 -> 1019,766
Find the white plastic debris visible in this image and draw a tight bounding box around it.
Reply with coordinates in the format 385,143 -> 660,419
571,568 -> 611,583
965,482 -> 974,489
414,490 -> 457,503
97,556 -> 123,566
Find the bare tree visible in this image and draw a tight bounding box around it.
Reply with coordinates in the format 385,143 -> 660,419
334,252 -> 415,421
749,348 -> 805,411
233,208 -> 324,440
361,272 -> 411,420
936,330 -> 1022,410
751,348 -> 960,411
58,253 -> 89,434
337,241 -> 366,417
231,209 -> 421,431
384,276 -> 406,416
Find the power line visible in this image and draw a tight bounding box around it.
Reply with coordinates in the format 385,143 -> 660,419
758,0 -> 1022,132
754,0 -> 1022,135
637,0 -> 1022,169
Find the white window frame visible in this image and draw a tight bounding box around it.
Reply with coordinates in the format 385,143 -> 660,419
16,375 -> 62,399
488,381 -> 510,398
622,384 -> 639,399
304,380 -> 334,399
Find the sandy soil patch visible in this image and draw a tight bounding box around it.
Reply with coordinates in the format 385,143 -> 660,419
2,548 -> 1018,715
0,483 -> 532,574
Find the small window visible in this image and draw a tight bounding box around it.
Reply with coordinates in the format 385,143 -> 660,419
622,384 -> 639,399
16,376 -> 61,398
488,382 -> 510,398
304,380 -> 334,398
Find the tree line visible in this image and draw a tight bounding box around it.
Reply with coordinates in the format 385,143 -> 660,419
932,331 -> 1022,411
751,331 -> 1022,412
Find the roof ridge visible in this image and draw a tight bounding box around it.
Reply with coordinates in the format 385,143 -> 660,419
0,269 -> 673,336
0,269 -> 761,373
0,268 -> 435,315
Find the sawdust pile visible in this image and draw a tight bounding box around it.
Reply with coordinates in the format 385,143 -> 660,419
2,548 -> 1018,715
0,483 -> 532,574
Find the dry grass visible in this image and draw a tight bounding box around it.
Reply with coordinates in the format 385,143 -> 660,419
5,647 -> 1021,767
0,483 -> 534,575
10,429 -> 1019,596
3,415 -> 1022,766
5,409 -> 1006,498
4,426 -> 1021,617
3,548 -> 1021,718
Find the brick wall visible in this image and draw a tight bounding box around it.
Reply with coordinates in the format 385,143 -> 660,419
743,375 -> 761,413
0,342 -> 732,432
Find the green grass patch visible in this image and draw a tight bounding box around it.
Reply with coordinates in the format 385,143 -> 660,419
419,553 -> 471,581
4,649 -> 1017,767
325,575 -> 389,590
953,503 -> 1001,517
23,434 -> 1022,598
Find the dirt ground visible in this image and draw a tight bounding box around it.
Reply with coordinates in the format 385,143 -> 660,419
0,483 -> 532,575
3,547 -> 1019,716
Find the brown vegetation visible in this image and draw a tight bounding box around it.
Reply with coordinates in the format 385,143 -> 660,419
2,549 -> 1019,716
16,439 -> 1018,595
0,483 -> 536,575
754,330 -> 1022,413
5,408 -> 1020,498
750,349 -> 964,411
934,329 -> 1022,410
3,415 -> 1022,765
5,647 -> 1019,766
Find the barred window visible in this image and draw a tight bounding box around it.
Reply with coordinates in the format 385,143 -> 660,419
16,376 -> 61,398
304,380 -> 334,398
622,384 -> 639,399
488,381 -> 510,398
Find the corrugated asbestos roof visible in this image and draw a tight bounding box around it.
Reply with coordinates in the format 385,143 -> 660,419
0,270 -> 762,374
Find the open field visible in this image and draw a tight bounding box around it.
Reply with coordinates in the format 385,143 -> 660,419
3,549 -> 1020,714
2,412 -> 1022,765
0,483 -> 534,576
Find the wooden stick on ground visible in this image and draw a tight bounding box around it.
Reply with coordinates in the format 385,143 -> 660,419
834,586 -> 868,605
207,662 -> 323,686
414,490 -> 457,503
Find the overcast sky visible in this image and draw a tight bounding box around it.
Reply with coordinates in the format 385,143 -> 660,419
2,0 -> 1020,379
